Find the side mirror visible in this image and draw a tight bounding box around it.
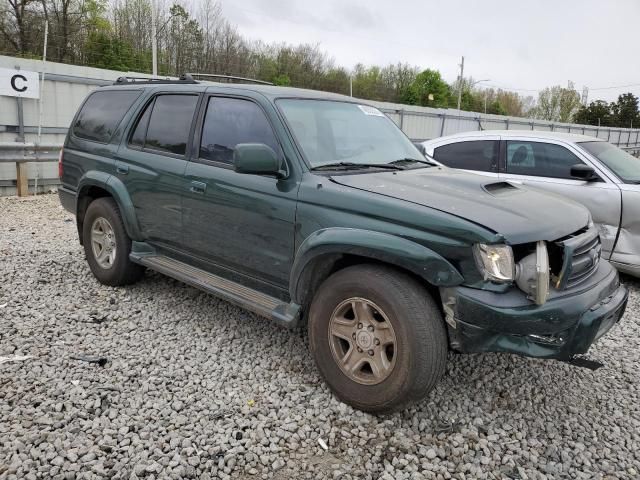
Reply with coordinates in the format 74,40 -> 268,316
413,142 -> 427,155
234,143 -> 285,178
570,164 -> 599,181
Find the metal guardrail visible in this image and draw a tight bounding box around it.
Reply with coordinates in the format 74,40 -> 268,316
0,142 -> 61,196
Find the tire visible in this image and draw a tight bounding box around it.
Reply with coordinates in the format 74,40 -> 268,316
308,264 -> 448,413
82,197 -> 144,286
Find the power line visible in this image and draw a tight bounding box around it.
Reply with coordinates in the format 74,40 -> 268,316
589,83 -> 640,91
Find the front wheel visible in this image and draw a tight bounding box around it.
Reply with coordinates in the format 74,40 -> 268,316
308,265 -> 448,413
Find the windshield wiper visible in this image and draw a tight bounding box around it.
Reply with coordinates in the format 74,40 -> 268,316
387,157 -> 438,167
311,162 -> 405,171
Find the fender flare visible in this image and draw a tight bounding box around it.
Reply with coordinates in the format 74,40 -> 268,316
76,171 -> 143,241
290,228 -> 464,304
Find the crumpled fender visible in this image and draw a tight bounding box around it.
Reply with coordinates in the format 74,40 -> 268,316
289,227 -> 464,304
76,171 -> 143,241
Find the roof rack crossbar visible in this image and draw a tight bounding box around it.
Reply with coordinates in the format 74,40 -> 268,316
113,74 -> 198,85
187,73 -> 273,85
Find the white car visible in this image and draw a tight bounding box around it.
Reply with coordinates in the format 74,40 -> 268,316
422,130 -> 640,276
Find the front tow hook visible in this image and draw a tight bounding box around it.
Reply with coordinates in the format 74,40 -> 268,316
564,355 -> 604,371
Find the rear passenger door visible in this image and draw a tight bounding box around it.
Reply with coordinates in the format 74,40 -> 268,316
115,92 -> 200,249
499,139 -> 622,257
431,139 -> 500,178
181,94 -> 299,289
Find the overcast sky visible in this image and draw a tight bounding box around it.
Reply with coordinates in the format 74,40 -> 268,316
220,0 -> 640,103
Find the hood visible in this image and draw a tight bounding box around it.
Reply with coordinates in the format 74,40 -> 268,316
331,168 -> 589,244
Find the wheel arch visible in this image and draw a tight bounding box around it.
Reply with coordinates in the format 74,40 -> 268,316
76,172 -> 142,244
290,228 -> 464,314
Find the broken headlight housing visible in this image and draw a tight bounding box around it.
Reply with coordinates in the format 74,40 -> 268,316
473,244 -> 515,283
474,242 -> 551,305
515,241 -> 550,305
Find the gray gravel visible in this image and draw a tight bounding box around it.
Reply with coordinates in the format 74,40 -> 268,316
1,194 -> 639,480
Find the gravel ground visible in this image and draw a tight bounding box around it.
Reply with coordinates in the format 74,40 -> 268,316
1,194 -> 639,480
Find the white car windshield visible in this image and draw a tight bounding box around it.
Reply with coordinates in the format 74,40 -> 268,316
580,141 -> 640,184
277,99 -> 427,169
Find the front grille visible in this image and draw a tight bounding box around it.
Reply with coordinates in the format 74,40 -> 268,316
554,226 -> 602,290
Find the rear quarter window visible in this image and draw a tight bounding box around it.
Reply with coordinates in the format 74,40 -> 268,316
72,90 -> 141,143
433,140 -> 498,172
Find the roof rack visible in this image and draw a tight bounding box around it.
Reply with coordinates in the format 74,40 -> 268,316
113,73 -> 199,85
187,73 -> 273,85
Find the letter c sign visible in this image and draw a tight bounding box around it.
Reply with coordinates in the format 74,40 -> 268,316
0,67 -> 39,98
11,74 -> 28,92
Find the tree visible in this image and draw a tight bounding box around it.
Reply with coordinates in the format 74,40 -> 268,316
574,100 -> 613,126
1,0 -> 42,54
0,0 -> 552,114
402,69 -> 450,107
611,93 -> 639,128
530,85 -> 582,123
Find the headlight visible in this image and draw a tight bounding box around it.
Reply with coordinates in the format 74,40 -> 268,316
473,244 -> 515,282
515,241 -> 550,305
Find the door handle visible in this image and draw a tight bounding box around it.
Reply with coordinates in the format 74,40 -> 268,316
190,181 -> 207,194
116,164 -> 129,175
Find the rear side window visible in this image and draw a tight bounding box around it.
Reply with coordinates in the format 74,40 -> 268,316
129,94 -> 198,156
506,141 -> 584,179
200,97 -> 280,164
433,140 -> 498,172
73,90 -> 140,143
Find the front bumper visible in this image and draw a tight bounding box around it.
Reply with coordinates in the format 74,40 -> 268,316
441,261 -> 628,360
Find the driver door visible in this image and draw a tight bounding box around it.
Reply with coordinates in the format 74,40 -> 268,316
181,94 -> 299,288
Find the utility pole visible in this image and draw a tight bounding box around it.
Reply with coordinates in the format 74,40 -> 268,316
151,0 -> 158,77
456,56 -> 464,110
349,75 -> 353,97
581,86 -> 589,106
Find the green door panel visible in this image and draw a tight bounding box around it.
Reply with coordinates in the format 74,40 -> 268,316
182,163 -> 299,287
114,147 -> 188,248
290,227 -> 464,303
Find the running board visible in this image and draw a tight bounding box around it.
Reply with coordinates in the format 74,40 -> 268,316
132,254 -> 301,328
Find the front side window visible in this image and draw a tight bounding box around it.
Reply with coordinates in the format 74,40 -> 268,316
200,97 -> 280,164
506,141 -> 585,179
73,90 -> 140,143
579,141 -> 640,183
129,94 -> 198,156
433,141 -> 497,172
277,100 -> 422,167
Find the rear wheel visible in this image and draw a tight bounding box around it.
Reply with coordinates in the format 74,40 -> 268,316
82,197 -> 144,286
308,264 -> 448,413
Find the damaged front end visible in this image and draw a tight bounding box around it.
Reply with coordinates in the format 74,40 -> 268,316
441,223 -> 629,361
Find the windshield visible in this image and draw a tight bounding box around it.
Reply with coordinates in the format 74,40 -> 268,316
579,141 -> 640,183
277,99 -> 424,168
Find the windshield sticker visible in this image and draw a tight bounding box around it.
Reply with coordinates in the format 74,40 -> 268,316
358,105 -> 385,117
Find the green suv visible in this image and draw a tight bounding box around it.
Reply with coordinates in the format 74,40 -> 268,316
58,76 -> 628,412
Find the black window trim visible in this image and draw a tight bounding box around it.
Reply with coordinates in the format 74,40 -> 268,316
71,89 -> 142,145
124,91 -> 203,160
192,93 -> 289,174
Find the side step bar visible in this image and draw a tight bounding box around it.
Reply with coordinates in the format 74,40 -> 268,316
132,254 -> 301,328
